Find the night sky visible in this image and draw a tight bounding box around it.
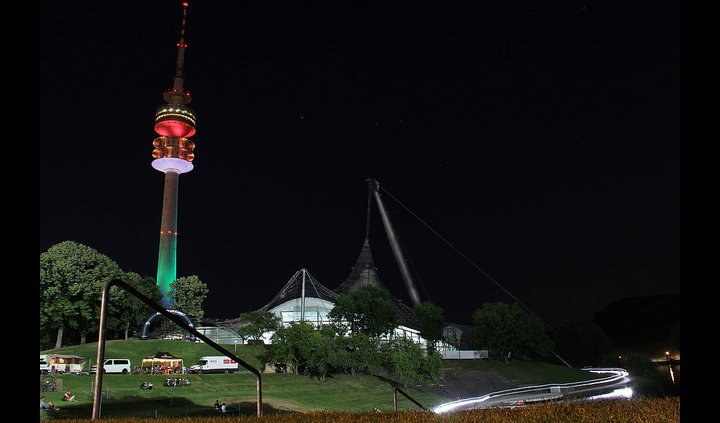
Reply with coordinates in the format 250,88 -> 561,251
40,1 -> 679,326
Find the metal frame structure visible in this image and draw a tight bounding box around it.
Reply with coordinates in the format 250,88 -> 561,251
139,309 -> 197,341
92,278 -> 262,419
393,387 -> 426,411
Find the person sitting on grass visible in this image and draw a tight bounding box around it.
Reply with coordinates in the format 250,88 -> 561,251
44,401 -> 57,410
147,381 -> 153,390
221,403 -> 228,413
214,400 -> 221,411
62,391 -> 76,402
140,381 -> 147,390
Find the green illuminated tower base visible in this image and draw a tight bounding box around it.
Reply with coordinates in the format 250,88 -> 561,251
156,169 -> 181,307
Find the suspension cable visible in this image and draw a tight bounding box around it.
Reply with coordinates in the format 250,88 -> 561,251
379,186 -> 545,324
379,185 -> 574,367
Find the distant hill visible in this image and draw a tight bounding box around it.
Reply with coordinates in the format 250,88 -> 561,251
593,294 -> 680,347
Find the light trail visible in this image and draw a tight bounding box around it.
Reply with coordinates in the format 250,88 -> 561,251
432,368 -> 631,414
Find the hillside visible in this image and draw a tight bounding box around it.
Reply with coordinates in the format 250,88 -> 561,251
40,339 -> 608,419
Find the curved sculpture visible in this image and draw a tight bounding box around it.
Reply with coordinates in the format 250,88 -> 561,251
139,309 -> 197,342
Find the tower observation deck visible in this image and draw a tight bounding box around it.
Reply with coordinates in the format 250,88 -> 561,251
152,1 -> 196,306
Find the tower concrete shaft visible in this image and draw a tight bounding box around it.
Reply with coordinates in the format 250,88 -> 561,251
156,170 -> 180,307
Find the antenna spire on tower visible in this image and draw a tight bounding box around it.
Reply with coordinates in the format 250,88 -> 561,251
173,2 -> 190,91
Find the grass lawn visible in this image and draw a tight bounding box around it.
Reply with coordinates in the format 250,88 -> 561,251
40,340 -> 615,420
42,340 -> 440,418
40,371 -> 440,419
443,358 -> 607,386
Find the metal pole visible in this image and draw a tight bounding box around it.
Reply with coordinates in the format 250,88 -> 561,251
368,179 -> 422,306
301,269 -> 306,322
393,387 -> 427,411
91,283 -> 112,419
553,351 -> 573,368
257,377 -> 263,417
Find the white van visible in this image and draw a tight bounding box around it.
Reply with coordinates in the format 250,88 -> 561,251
189,356 -> 238,374
91,358 -> 132,374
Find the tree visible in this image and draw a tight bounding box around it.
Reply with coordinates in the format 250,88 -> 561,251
380,337 -> 443,387
593,295 -> 680,347
270,321 -> 317,374
329,285 -> 398,337
114,273 -> 162,340
40,241 -> 124,347
470,302 -> 554,362
512,308 -> 555,360
336,331 -> 382,376
168,275 -> 208,323
270,322 -> 346,381
234,311 -> 281,342
414,302 -> 445,353
306,325 -> 343,381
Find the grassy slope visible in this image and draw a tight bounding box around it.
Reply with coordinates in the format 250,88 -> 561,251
41,340 -> 440,419
443,358 -> 606,386
40,340 -> 607,419
41,372 -> 442,419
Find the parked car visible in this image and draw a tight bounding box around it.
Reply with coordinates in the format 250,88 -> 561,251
91,358 -> 132,374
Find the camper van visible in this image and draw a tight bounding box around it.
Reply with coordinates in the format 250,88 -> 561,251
189,356 -> 238,374
39,354 -> 87,374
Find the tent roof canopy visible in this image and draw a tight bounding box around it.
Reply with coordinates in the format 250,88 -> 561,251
335,239 -> 420,329
146,351 -> 180,359
258,268 -> 338,312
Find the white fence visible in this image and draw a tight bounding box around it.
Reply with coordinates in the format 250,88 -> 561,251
440,349 -> 488,360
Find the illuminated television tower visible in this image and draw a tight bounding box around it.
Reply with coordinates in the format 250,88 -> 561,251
151,1 -> 196,307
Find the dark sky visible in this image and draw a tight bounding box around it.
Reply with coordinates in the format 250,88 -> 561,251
40,0 -> 679,326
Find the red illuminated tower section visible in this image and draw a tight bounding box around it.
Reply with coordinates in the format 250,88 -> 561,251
152,2 -> 196,307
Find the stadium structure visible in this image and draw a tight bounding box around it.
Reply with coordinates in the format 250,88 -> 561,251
199,180 -> 484,359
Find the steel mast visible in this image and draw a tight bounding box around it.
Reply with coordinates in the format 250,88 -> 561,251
366,178 -> 422,306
